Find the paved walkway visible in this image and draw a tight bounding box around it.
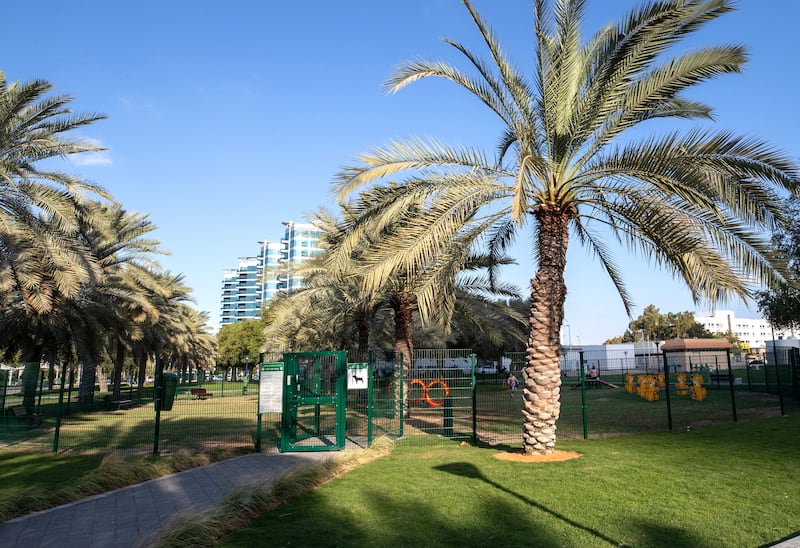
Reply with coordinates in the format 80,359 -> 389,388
0,451 -> 333,548
773,535 -> 800,548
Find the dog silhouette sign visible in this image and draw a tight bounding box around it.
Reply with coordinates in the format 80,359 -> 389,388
348,363 -> 369,390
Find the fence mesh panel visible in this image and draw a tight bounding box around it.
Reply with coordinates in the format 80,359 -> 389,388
2,347 -> 797,454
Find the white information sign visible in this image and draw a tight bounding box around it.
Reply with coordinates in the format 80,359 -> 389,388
259,363 -> 284,414
347,363 -> 369,390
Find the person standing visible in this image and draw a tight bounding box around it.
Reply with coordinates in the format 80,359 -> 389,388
507,373 -> 518,397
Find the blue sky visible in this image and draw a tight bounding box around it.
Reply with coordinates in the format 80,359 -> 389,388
6,1 -> 799,344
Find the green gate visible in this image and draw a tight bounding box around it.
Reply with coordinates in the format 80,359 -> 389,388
280,351 -> 347,452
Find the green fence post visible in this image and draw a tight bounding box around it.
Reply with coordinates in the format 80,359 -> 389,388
256,413 -> 262,452
579,351 -> 588,440
726,351 -> 737,423
367,361 -> 374,446
443,396 -> 453,438
770,330 -> 785,416
792,348 -> 799,402
471,354 -> 477,445
153,357 -> 164,455
662,351 -> 673,431
398,354 -> 404,438
0,370 -> 8,415
52,375 -> 67,453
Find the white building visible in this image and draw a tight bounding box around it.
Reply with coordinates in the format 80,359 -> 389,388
561,343 -> 653,371
694,310 -> 798,354
765,338 -> 800,366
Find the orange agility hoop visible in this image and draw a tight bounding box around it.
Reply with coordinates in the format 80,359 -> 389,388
409,378 -> 451,407
424,379 -> 451,407
410,378 -> 427,404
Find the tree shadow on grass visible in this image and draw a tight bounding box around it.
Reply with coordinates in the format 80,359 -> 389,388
227,482 -> 567,547
230,462 -> 709,547
435,461 -> 622,546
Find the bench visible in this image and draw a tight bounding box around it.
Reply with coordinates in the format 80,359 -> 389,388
6,405 -> 42,427
103,395 -> 133,411
190,388 -> 213,400
709,372 -> 733,384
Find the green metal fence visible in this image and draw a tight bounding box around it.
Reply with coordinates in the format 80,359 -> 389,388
473,347 -> 797,446
2,346 -> 797,455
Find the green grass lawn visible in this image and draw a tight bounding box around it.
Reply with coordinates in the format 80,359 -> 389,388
0,452 -> 105,501
222,412 -> 800,548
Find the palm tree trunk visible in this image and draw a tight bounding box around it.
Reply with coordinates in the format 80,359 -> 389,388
136,353 -> 148,395
78,357 -> 98,407
391,291 -> 415,418
523,209 -> 569,455
46,348 -> 57,390
356,310 -> 370,354
391,291 -> 414,370
20,346 -> 43,412
112,344 -> 125,400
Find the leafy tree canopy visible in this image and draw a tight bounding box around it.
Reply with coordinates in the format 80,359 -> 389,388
757,197 -> 800,331
216,319 -> 265,366
604,305 -> 712,343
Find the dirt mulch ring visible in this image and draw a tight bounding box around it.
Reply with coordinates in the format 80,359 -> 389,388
494,449 -> 582,463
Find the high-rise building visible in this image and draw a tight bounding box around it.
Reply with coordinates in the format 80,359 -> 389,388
220,220 -> 323,326
220,257 -> 261,325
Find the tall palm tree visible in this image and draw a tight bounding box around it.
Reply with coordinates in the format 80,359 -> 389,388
331,182 -> 508,369
129,271 -> 195,393
335,0 -> 799,454
63,202 -> 164,404
0,71 -> 109,313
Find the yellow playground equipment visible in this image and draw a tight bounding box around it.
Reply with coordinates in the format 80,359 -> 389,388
636,374 -> 659,401
690,373 -> 707,401
629,371 -> 706,401
674,373 -> 689,396
624,373 -> 635,393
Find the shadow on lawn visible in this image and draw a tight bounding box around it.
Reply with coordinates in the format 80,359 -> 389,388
435,462 -> 622,545
433,461 -> 710,547
232,466 -> 708,547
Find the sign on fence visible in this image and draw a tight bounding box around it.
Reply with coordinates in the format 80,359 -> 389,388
259,362 -> 283,414
348,363 -> 369,390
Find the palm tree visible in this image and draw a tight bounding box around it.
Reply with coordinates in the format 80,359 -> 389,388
129,271 -> 195,393
263,209 -> 383,353
335,0 -> 799,454
63,202 -> 165,404
0,71 -> 109,313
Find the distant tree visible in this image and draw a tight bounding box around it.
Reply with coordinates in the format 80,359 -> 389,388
605,305 -> 712,343
217,319 -> 265,378
757,197 -> 800,331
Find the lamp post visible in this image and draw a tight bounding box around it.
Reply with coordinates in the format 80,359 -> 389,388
655,340 -> 663,373
563,323 -> 572,348
640,329 -> 651,371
